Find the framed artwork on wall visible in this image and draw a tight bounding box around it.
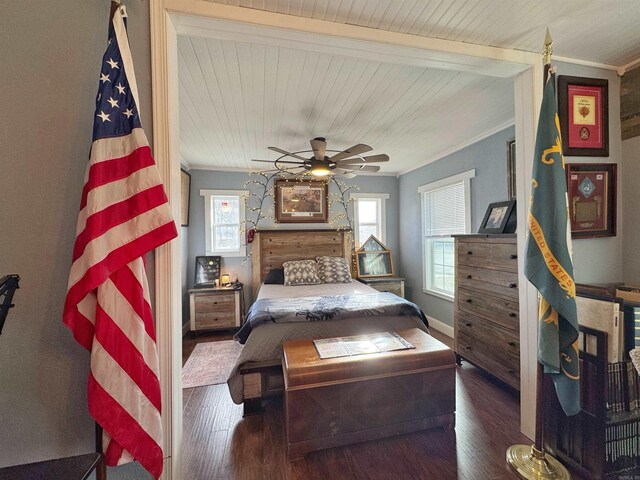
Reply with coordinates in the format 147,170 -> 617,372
558,75 -> 609,157
566,163 -> 616,238
275,179 -> 328,223
180,169 -> 191,227
507,138 -> 516,199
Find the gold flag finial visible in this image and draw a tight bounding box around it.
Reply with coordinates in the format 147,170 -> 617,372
543,28 -> 553,66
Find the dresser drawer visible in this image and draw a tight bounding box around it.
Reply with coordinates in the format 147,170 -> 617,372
457,265 -> 519,301
457,239 -> 518,273
457,287 -> 519,332
456,332 -> 520,390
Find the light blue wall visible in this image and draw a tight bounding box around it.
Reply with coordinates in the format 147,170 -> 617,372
186,170 -> 399,305
398,126 -> 515,327
622,135 -> 640,284
555,61 -> 623,284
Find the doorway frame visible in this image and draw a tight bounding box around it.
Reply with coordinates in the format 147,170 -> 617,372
149,1 -> 542,477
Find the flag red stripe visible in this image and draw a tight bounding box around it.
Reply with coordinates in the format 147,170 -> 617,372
94,303 -> 161,410
73,184 -> 169,261
104,441 -> 124,465
80,146 -> 155,209
89,373 -> 163,479
65,222 -> 176,310
111,266 -> 156,341
63,306 -> 95,351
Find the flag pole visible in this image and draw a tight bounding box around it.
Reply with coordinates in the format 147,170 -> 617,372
505,29 -> 573,480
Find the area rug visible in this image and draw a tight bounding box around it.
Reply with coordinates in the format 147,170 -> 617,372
182,340 -> 243,389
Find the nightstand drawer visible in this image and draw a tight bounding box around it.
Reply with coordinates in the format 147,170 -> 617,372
194,293 -> 235,313
195,310 -> 237,329
358,277 -> 405,298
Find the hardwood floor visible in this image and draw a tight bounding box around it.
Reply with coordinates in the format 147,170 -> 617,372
181,329 -> 532,480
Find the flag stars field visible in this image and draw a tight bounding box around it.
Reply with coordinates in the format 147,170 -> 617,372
107,97 -> 119,109
116,83 -> 125,94
107,58 -> 119,69
97,111 -> 110,122
100,72 -> 110,83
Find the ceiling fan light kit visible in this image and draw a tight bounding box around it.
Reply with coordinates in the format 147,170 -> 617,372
252,136 -> 389,177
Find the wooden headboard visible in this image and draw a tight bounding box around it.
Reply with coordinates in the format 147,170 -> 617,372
251,229 -> 352,287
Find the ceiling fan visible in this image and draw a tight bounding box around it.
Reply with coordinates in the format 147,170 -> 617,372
252,137 -> 389,178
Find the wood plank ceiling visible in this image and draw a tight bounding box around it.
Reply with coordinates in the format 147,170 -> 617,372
178,0 -> 640,174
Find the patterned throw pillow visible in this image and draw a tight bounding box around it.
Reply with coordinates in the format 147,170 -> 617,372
316,256 -> 352,284
283,260 -> 321,286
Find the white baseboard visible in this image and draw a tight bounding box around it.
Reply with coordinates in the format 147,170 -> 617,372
426,315 -> 454,338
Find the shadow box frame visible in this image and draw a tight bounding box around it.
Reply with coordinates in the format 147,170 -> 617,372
558,75 -> 609,157
274,179 -> 328,223
566,163 -> 617,239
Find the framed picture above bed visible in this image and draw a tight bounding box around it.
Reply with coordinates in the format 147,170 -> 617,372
275,179 -> 328,223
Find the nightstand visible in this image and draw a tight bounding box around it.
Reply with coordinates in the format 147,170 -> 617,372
188,286 -> 243,334
357,277 -> 405,298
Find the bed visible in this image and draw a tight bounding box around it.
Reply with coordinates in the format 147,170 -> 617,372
226,229 -> 430,414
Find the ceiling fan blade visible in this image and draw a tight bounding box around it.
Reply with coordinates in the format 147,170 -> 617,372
350,165 -> 380,172
334,169 -> 357,178
337,154 -> 390,165
268,146 -> 308,161
310,137 -> 327,161
252,159 -> 304,165
328,144 -> 373,163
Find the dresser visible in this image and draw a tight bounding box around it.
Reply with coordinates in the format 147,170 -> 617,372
188,286 -> 243,334
453,234 -> 520,390
357,277 -> 405,298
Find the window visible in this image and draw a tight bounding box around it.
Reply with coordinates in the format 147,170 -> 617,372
200,189 -> 248,257
351,193 -> 389,247
419,170 -> 475,301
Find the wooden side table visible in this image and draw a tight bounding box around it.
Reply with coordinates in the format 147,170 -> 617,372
188,286 -> 243,334
0,453 -> 101,480
357,276 -> 405,298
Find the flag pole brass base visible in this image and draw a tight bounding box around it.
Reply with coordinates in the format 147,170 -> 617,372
506,444 -> 572,480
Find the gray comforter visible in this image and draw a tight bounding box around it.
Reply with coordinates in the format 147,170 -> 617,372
235,292 -> 428,343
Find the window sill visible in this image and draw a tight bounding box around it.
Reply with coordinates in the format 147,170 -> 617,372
422,289 -> 454,302
206,251 -> 246,258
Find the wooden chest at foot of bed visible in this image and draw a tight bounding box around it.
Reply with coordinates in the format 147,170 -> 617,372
282,328 -> 456,460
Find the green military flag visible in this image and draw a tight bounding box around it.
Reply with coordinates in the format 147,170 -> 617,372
524,71 -> 580,416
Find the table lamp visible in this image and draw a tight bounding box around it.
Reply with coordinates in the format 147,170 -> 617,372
220,274 -> 230,286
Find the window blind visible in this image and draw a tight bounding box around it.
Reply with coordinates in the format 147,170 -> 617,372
424,182 -> 466,237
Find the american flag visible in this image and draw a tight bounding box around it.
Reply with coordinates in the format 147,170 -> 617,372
63,4 -> 177,479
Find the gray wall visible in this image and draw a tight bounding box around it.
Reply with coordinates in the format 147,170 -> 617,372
185,169 -> 399,304
622,135 -> 640,284
398,126 -> 515,326
1,1 -> 152,477
555,62 -> 623,284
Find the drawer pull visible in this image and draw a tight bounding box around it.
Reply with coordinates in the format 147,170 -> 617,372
466,274 -> 472,279
509,312 -> 517,318
508,283 -> 517,288
508,369 -> 516,374
214,301 -> 218,305
508,341 -> 516,347
465,345 -> 471,350
466,250 -> 473,255
465,298 -> 472,303
509,254 -> 518,259
465,322 -> 471,327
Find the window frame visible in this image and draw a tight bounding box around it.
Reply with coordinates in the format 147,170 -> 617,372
418,169 -> 475,301
350,193 -> 389,247
200,189 -> 248,257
